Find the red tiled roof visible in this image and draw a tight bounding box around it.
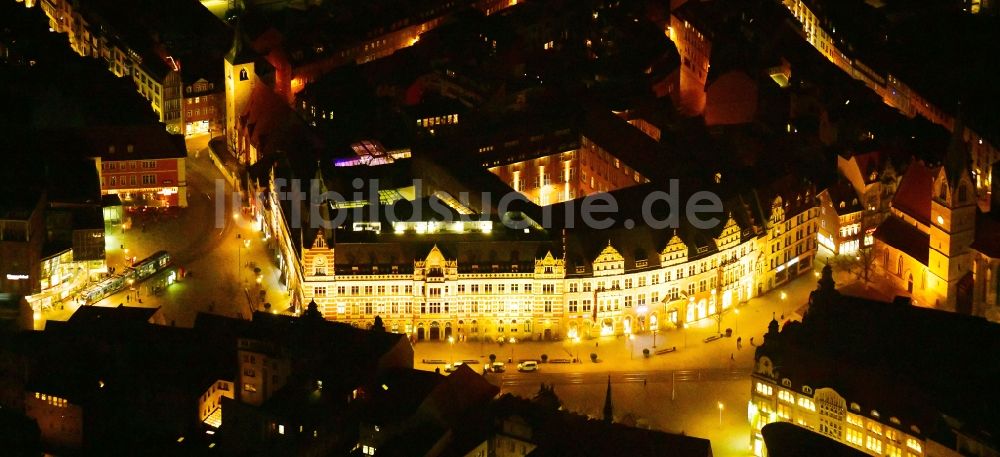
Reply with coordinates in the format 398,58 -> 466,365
874,216 -> 929,265
892,161 -> 938,224
241,83 -> 294,148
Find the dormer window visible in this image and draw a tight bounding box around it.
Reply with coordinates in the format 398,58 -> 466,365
126,144 -> 134,153
108,145 -> 116,154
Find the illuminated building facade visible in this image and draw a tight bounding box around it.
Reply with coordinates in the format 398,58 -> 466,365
299,189 -> 817,341
183,77 -> 223,137
667,8 -> 712,115
837,151 -> 900,247
872,127 -> 980,313
777,0 -> 999,202
85,126 -> 189,207
749,271 -> 1000,457
817,182 -> 863,255
484,109 -> 657,207
19,0 -> 228,135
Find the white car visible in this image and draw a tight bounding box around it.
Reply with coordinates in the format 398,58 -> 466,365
444,362 -> 463,373
517,360 -> 539,372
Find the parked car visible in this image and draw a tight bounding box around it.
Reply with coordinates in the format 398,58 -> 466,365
517,360 -> 539,372
444,362 -> 464,373
484,362 -> 506,373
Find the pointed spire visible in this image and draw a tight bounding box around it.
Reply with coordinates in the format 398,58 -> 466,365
225,6 -> 256,65
602,376 -> 613,424
767,312 -> 779,336
944,102 -> 971,188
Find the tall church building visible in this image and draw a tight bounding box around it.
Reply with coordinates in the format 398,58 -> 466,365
927,119 -> 977,312
874,119 -> 979,313
224,19 -> 257,155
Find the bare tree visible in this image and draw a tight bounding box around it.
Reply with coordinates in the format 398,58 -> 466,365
830,245 -> 879,285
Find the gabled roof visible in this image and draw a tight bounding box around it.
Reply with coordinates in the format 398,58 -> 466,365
892,161 -> 938,224
827,180 -> 862,216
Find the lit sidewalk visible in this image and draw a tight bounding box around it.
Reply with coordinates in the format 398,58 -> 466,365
414,268 -> 831,374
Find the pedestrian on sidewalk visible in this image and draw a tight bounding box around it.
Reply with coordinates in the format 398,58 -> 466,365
737,336 -> 742,350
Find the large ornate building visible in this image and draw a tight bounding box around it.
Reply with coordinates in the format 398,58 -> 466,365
296,177 -> 819,342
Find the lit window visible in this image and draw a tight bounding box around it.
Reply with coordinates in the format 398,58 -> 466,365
755,382 -> 773,396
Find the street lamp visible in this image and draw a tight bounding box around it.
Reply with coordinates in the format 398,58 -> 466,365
508,337 -> 516,363
628,334 -> 635,360
734,308 -> 740,335
718,401 -> 724,426
572,336 -> 581,363
448,336 -> 455,366
237,233 -> 242,285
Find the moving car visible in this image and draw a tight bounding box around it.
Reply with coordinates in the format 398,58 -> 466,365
484,362 -> 505,373
517,360 -> 539,372
444,362 -> 464,373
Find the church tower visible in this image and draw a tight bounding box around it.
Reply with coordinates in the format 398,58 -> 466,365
928,115 -> 977,311
224,9 -> 257,157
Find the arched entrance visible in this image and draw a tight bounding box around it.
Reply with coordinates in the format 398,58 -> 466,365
650,313 -> 659,330
430,321 -> 441,340
601,318 -> 613,336
568,321 -> 579,339
458,320 -> 464,341
623,317 -> 632,334
444,322 -> 453,340
417,323 -> 426,341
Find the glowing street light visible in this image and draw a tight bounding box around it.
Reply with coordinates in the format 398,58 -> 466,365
718,401 -> 724,426
448,336 -> 455,366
